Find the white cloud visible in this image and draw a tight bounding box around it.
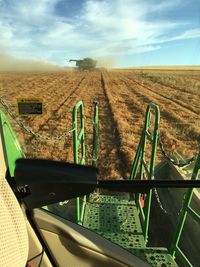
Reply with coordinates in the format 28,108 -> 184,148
169,28 -> 200,41
0,0 -> 199,66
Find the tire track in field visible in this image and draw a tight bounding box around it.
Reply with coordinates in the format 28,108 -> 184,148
0,73 -> 74,149
34,71 -> 127,179
49,74 -> 92,162
102,73 -> 163,166
63,72 -> 126,179
117,74 -> 199,157
21,75 -> 70,128
26,72 -> 84,127
141,73 -> 200,96
101,72 -> 137,178
136,74 -> 200,113
25,74 -> 87,159
124,74 -> 200,116
28,75 -> 86,142
120,74 -> 200,129
1,72 -> 79,128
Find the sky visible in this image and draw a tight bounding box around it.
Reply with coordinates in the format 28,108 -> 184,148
0,0 -> 200,67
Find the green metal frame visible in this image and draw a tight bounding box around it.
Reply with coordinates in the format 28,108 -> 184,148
73,101 -> 85,165
2,102 -> 199,266
73,101 -> 99,224
130,103 -> 160,243
169,151 -> 200,267
72,101 -> 86,224
92,101 -> 99,167
0,110 -> 25,176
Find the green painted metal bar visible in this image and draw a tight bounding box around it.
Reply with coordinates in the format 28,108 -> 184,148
80,196 -> 87,223
80,158 -> 85,165
92,101 -> 98,167
0,111 -> 52,212
141,159 -> 150,177
142,104 -> 160,242
185,206 -> 200,224
0,110 -> 25,176
175,246 -> 193,267
145,130 -> 153,144
130,137 -> 143,180
169,150 -> 200,266
76,197 -> 81,224
73,100 -> 85,165
143,190 -> 152,242
129,103 -> 160,243
136,197 -> 145,223
72,101 -> 86,224
130,137 -> 143,206
78,128 -> 84,143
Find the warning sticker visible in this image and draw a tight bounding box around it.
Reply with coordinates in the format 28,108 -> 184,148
17,98 -> 43,115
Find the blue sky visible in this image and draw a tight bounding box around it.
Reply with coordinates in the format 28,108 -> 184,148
0,0 -> 200,67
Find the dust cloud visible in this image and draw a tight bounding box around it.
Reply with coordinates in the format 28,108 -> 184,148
0,50 -> 62,72
97,57 -> 117,69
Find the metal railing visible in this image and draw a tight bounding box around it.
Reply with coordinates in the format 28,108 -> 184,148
92,101 -> 99,167
130,103 -> 160,243
169,150 -> 200,267
73,101 -> 99,224
72,101 -> 86,224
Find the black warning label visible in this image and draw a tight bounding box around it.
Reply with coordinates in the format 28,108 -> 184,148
17,99 -> 43,115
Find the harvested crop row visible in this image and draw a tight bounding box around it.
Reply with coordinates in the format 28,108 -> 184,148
65,72 -> 126,179
131,70 -> 200,96
101,72 -> 149,178
117,73 -> 199,158
1,70 -> 199,180
25,72 -> 89,161
125,72 -> 200,115
9,72 -> 125,179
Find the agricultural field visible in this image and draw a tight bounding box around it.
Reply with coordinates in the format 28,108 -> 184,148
0,69 -> 199,179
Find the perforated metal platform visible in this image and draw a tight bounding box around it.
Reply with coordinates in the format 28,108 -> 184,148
128,248 -> 178,267
83,194 -> 178,267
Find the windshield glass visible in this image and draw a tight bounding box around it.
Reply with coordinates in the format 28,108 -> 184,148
0,1 -> 199,267
44,186 -> 200,267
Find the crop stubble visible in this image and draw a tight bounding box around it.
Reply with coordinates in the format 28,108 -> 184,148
0,70 -> 199,179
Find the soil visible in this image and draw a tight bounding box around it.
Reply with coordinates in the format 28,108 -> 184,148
0,70 -> 199,179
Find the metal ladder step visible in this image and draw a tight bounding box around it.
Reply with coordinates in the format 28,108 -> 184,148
129,248 -> 178,267
83,194 -> 178,267
83,194 -> 146,247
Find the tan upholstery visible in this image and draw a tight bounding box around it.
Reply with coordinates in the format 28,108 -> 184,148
0,121 -> 52,267
0,135 -> 28,267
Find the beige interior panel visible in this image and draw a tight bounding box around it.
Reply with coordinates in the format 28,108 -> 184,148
0,132 -> 28,267
0,124 -> 52,267
33,209 -> 150,267
26,220 -> 53,267
42,230 -> 136,267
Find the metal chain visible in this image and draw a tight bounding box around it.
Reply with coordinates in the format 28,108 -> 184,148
2,96 -> 197,165
0,96 -> 75,140
153,188 -> 169,214
158,137 -> 197,167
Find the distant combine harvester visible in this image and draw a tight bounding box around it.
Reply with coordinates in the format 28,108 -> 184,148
69,58 -> 97,71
